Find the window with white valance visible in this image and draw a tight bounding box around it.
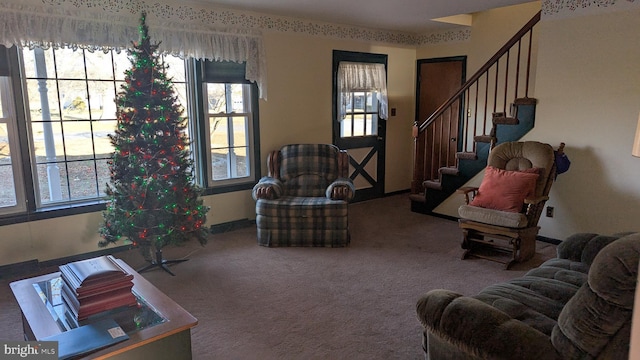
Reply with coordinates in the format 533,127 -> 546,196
0,2 -> 265,221
0,1 -> 267,99
337,62 -> 388,120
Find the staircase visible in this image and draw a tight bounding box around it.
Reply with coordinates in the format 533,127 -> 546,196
410,11 -> 541,214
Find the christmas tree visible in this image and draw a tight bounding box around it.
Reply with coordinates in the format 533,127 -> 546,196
99,13 -> 209,275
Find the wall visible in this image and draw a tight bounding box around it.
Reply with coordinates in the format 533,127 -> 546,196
0,30 -> 416,266
416,2 -> 541,78
527,6 -> 640,239
433,3 -> 640,241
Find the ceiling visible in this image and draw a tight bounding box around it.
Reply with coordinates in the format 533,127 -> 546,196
189,0 -> 535,33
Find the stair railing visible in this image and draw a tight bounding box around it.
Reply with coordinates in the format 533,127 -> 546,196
411,11 -> 541,194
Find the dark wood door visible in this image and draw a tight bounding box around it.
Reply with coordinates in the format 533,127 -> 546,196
416,57 -> 466,179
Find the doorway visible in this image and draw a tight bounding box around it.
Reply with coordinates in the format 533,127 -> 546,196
416,56 -> 466,168
332,50 -> 388,202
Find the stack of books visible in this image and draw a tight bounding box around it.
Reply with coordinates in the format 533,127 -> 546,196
59,255 -> 138,320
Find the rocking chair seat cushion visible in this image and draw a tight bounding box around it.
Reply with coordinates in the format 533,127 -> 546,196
458,204 -> 529,228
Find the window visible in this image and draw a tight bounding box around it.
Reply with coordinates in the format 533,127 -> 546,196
194,60 -> 260,193
0,45 -> 260,222
336,61 -> 388,140
341,90 -> 379,137
0,75 -> 25,214
20,47 -> 125,206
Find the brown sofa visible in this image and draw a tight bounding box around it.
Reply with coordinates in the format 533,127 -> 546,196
416,232 -> 639,359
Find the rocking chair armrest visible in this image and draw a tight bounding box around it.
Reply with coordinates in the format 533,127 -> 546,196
523,195 -> 549,205
456,186 -> 479,205
252,177 -> 284,200
456,186 -> 479,194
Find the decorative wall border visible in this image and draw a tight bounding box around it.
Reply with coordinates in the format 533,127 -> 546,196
32,0 -> 470,46
542,0 -> 640,19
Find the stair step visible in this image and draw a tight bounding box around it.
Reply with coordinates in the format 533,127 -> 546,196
456,152 -> 478,160
474,135 -> 494,143
493,112 -> 519,125
439,166 -> 459,176
409,193 -> 425,203
513,97 -> 538,105
423,180 -> 443,191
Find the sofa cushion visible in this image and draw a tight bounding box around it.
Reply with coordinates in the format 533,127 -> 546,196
525,265 -> 588,288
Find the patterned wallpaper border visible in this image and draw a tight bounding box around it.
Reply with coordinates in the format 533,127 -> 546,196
542,0 -> 640,19
36,0 -> 470,46
32,0 -> 638,45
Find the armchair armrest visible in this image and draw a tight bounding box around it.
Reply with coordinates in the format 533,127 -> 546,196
456,186 -> 478,205
325,178 -> 356,202
326,178 -> 355,201
252,177 -> 284,200
416,290 -> 559,360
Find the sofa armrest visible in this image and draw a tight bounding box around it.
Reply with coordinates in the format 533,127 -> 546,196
326,178 -> 355,201
417,289 -> 559,360
252,177 -> 284,200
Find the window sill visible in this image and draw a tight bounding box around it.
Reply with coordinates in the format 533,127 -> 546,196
0,201 -> 106,226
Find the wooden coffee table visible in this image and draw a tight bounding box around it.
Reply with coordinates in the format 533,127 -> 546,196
10,258 -> 197,359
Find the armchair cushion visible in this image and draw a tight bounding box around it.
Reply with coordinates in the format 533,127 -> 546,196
470,166 -> 539,212
280,144 -> 340,197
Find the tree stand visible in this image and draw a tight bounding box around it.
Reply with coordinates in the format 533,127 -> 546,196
137,248 -> 188,276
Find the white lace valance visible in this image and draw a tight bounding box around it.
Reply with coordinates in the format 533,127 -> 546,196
0,2 -> 267,99
337,62 -> 388,120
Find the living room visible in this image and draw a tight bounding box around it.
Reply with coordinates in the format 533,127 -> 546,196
0,0 -> 638,268
0,0 -> 639,357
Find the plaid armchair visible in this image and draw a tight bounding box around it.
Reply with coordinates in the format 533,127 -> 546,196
252,144 -> 355,247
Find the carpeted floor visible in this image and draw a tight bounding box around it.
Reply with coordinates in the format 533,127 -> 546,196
0,193 -> 556,359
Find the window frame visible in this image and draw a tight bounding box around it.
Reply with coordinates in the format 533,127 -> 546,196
189,59 -> 261,195
0,75 -> 26,215
0,47 -> 260,226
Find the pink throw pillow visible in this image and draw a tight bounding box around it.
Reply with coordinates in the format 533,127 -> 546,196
470,166 -> 539,213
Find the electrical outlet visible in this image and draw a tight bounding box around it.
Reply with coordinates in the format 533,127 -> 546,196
546,206 -> 554,218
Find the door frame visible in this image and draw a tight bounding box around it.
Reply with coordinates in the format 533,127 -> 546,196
332,50 -> 387,202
